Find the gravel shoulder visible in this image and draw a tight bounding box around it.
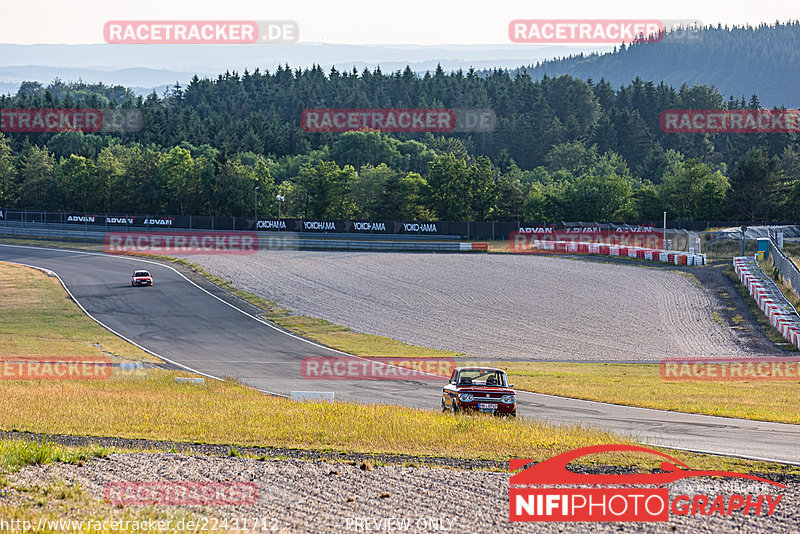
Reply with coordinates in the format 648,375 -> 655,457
5,450 -> 798,533
181,251 -> 782,362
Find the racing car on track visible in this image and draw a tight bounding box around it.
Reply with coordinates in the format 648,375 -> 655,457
131,270 -> 153,287
442,367 -> 516,416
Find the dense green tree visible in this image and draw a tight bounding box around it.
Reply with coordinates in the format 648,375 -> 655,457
729,146 -> 782,221
15,145 -> 56,209
159,147 -> 196,215
350,164 -> 399,219
397,172 -> 432,220
0,134 -> 14,207
544,141 -> 599,175
426,153 -> 470,220
295,160 -> 356,219
660,153 -> 730,220
329,132 -> 403,170
60,155 -> 100,211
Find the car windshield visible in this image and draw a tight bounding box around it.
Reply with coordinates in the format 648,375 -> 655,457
134,271 -> 150,277
457,369 -> 508,387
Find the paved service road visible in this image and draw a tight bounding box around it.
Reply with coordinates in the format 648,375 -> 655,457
2,243 -> 800,464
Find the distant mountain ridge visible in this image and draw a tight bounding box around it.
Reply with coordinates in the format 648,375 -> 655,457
507,22 -> 800,108
0,42 -> 611,96
1,23 -> 797,106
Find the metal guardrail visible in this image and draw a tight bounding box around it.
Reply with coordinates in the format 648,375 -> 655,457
0,220 -> 459,241
0,224 -> 485,253
734,255 -> 800,349
753,254 -> 799,317
769,232 -> 800,300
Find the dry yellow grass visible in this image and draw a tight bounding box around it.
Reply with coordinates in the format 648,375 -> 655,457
0,371 -> 626,462
2,374 -> 794,473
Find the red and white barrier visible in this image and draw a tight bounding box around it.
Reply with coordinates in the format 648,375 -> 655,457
734,256 -> 800,350
528,240 -> 705,266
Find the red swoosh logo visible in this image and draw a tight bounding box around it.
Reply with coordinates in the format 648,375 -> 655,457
510,444 -> 786,488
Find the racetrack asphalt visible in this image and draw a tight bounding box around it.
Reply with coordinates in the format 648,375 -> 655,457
2,243 -> 800,464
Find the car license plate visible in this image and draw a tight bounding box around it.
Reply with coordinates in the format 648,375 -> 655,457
479,403 -> 498,410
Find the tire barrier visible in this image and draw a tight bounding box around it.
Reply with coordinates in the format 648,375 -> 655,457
527,240 -> 706,266
734,256 -> 800,350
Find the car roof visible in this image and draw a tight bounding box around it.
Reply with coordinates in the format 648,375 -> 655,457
454,366 -> 505,373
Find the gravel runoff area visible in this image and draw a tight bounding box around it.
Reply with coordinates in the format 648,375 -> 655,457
183,251 -> 767,361
6,451 -> 798,533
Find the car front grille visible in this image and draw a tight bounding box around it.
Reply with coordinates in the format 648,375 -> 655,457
469,393 -> 504,401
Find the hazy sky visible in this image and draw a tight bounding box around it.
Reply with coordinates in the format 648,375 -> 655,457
6,0 -> 799,45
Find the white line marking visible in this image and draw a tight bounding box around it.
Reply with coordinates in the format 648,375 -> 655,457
652,443 -> 800,467
517,389 -> 800,428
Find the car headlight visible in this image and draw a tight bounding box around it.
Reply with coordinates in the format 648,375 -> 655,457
502,395 -> 516,404
458,393 -> 474,403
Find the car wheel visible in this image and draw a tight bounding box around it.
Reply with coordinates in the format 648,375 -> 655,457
451,399 -> 458,414
441,398 -> 447,412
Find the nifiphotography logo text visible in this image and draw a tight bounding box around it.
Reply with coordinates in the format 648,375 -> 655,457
510,445 -> 784,522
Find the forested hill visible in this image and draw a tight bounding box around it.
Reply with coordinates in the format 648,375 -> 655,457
513,21 -> 800,108
1,22 -> 799,224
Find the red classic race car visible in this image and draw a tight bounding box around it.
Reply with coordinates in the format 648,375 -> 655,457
442,367 -> 516,416
131,270 -> 154,287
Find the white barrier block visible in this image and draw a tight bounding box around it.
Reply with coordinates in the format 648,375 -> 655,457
175,377 -> 204,385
